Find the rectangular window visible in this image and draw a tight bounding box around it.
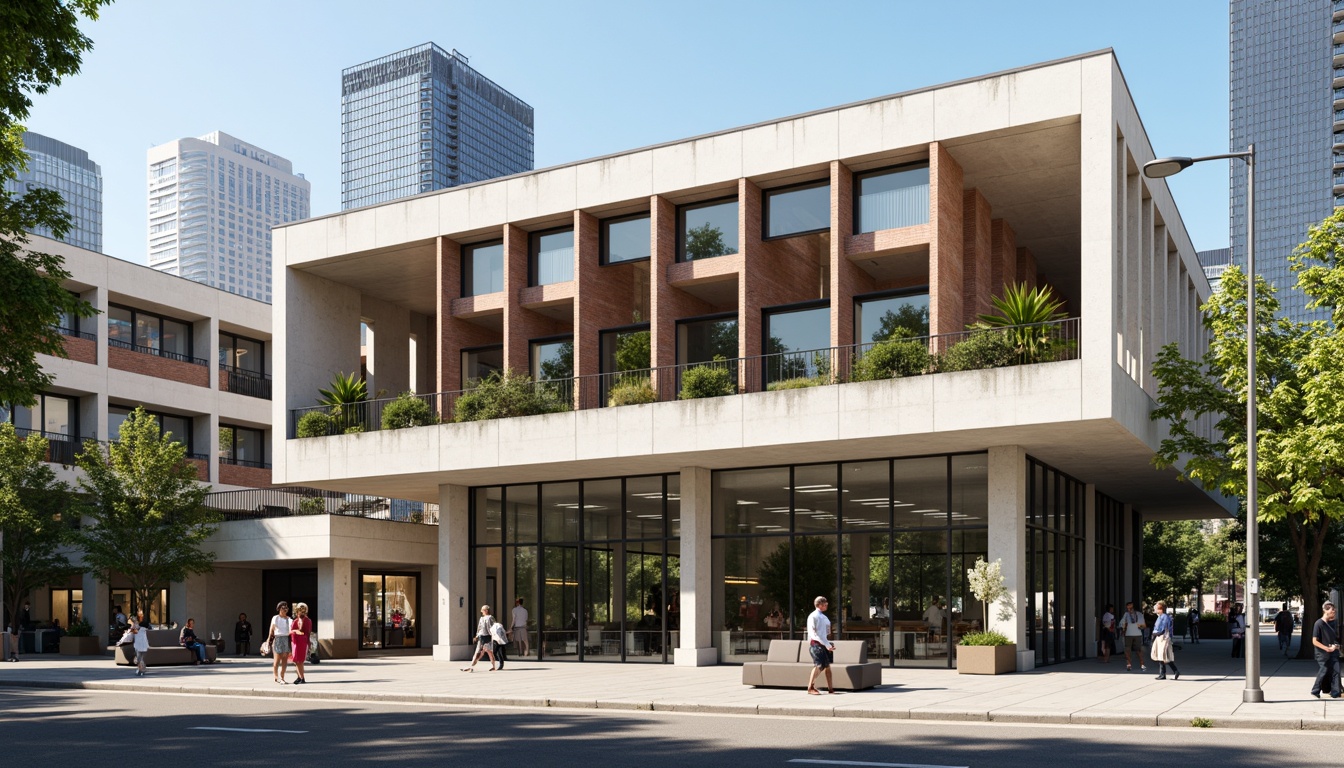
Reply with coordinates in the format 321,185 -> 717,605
530,337 -> 574,381
110,406 -> 192,452
763,302 -> 830,387
462,241 -> 504,297
601,214 -> 651,264
108,306 -> 133,348
219,332 -> 266,375
854,163 -> 930,233
461,345 -> 503,389
109,304 -> 195,361
677,315 -> 738,365
530,228 -> 574,286
854,291 -> 930,344
161,319 -> 191,359
220,424 -> 266,466
763,181 -> 830,239
678,198 -> 739,262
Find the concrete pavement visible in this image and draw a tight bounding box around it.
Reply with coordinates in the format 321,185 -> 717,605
3,627 -> 1336,731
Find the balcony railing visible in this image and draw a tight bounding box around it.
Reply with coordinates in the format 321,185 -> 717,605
108,338 -> 208,367
55,326 -> 97,342
289,319 -> 1080,438
204,486 -> 438,524
14,427 -> 86,465
1335,42 -> 1344,57
219,456 -> 271,469
219,364 -> 272,400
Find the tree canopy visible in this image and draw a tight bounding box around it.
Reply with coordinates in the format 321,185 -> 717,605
0,422 -> 76,631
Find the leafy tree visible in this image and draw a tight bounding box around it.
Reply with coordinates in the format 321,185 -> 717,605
614,330 -> 650,373
874,304 -> 930,342
1151,208 -> 1344,658
0,1 -> 108,408
684,223 -> 729,261
1142,520 -> 1210,607
0,423 -> 76,633
72,407 -> 217,621
537,341 -> 573,381
758,536 -> 839,629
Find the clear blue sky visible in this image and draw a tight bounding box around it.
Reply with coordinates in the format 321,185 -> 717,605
25,0 -> 1231,265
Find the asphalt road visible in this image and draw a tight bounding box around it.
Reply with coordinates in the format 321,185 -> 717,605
0,686 -> 1331,767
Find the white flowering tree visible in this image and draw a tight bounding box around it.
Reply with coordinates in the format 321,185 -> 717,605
967,557 -> 1016,635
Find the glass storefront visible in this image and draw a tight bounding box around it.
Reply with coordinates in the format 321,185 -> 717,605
1026,457 -> 1087,666
1095,492 -> 1125,654
712,455 -> 988,668
471,475 -> 680,662
360,572 -> 420,650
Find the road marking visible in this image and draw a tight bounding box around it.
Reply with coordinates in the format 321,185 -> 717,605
788,761 -> 968,768
188,726 -> 308,734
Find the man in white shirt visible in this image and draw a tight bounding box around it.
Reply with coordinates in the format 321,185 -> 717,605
923,599 -> 946,633
806,595 -> 836,695
510,598 -> 529,657
1117,600 -> 1147,672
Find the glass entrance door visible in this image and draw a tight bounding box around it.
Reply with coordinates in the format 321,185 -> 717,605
359,572 -> 420,650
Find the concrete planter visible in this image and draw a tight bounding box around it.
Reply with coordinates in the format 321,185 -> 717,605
59,636 -> 104,656
957,643 -> 1017,675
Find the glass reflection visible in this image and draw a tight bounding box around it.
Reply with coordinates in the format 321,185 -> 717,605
679,199 -> 739,261
602,214 -> 650,264
765,182 -> 830,238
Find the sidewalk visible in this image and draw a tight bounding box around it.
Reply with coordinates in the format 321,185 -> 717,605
3,628 -> 1337,730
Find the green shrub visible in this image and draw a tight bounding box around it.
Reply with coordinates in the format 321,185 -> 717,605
298,497 -> 326,515
958,630 -> 1013,647
1190,717 -> 1213,728
938,325 -> 1019,372
1200,611 -> 1228,623
66,619 -> 93,637
851,337 -> 930,381
296,411 -> 334,438
767,376 -> 824,391
454,370 -> 568,422
381,391 -> 436,429
678,362 -> 736,400
608,379 -> 657,406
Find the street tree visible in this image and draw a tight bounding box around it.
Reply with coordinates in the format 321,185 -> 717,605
73,407 -> 217,620
0,423 -> 76,633
1151,208 -> 1344,658
0,0 -> 109,407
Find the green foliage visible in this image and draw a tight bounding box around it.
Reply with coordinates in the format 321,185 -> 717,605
343,425 -> 364,434
1200,611 -> 1228,623
614,330 -> 650,373
72,407 -> 217,625
874,303 -> 930,341
1143,520 -> 1240,608
684,222 -> 729,260
537,340 -> 574,381
65,618 -> 92,637
297,497 -> 325,516
977,283 -> 1069,363
0,422 -> 77,640
453,370 -> 568,422
966,558 -> 1015,633
958,630 -> 1013,647
1190,717 -> 1214,729
758,537 -> 839,629
678,361 -> 736,400
608,378 -> 657,406
295,411 -> 333,439
766,376 -> 824,391
851,336 -> 930,381
317,371 -> 367,407
938,325 -> 1019,372
381,391 -> 435,429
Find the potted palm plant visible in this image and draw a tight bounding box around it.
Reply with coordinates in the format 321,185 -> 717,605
958,558 -> 1018,675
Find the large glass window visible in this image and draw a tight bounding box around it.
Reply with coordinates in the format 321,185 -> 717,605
1026,456 -> 1087,667
360,572 -> 420,650
764,303 -> 830,387
219,424 -> 266,467
599,326 -> 651,404
530,337 -> 574,381
601,214 -> 650,264
462,241 -> 504,297
678,198 -> 739,262
855,163 -> 930,233
110,406 -> 193,453
530,228 -> 574,286
855,291 -> 930,344
109,304 -> 196,362
108,306 -> 133,348
764,182 -> 830,239
677,315 -> 738,365
462,345 -> 504,389
219,332 -> 266,375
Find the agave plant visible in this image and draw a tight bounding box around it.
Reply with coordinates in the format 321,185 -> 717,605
978,283 -> 1067,363
317,371 -> 368,431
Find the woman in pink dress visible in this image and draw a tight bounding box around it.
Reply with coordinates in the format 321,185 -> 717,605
291,602 -> 312,685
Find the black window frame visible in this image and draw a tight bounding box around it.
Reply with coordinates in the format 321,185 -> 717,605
0,391 -> 79,439
107,303 -> 199,364
528,226 -> 576,287
675,311 -> 739,367
109,405 -> 196,456
461,240 -> 505,298
219,423 -> 268,468
599,212 -> 652,266
219,331 -> 267,376
852,161 -> 931,235
460,343 -> 505,389
761,179 -> 831,241
529,334 -> 575,381
676,195 -> 739,263
852,286 -> 931,345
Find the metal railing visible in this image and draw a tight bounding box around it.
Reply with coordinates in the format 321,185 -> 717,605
288,319 -> 1080,437
14,427 -> 87,465
219,364 -> 272,400
204,486 -> 439,525
108,338 -> 208,367
55,326 -> 97,342
219,456 -> 271,469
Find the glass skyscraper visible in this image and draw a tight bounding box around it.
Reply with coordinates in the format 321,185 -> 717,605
3,131 -> 102,252
341,43 -> 534,210
1229,0 -> 1334,321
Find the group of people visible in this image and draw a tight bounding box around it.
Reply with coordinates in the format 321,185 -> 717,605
460,598 -> 530,671
1098,600 -> 1180,678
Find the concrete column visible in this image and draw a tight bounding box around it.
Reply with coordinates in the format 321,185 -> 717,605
1083,484 -> 1098,653
1121,504 -> 1137,604
168,580 -> 187,627
987,445 -> 1032,671
675,466 -> 717,666
434,483 -> 473,661
82,572 -> 109,644
206,411 -> 219,487
318,557 -> 357,658
92,285 -> 110,442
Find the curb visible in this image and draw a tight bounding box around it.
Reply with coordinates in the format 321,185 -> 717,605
0,677 -> 1332,731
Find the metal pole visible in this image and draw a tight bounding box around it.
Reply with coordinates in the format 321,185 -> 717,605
1244,143 -> 1263,703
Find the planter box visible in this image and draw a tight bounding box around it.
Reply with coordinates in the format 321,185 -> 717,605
1198,622 -> 1229,639
60,636 -> 104,656
957,643 -> 1017,675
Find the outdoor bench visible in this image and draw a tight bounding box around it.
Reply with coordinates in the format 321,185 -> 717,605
741,639 -> 881,690
114,628 -> 218,666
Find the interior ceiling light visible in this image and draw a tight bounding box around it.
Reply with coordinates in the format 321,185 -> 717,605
851,498 -> 889,503
736,500 -> 759,505
787,484 -> 833,490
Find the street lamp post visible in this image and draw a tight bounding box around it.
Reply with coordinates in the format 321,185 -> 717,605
1144,145 -> 1261,704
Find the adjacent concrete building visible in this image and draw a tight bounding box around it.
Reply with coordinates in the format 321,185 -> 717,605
147,131 -> 311,303
264,50 -> 1229,670
3,131 -> 102,252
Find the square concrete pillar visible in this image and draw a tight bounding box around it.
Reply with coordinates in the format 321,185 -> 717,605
434,483 -> 474,661
1083,484 -> 1098,653
987,445 -> 1032,672
168,580 -> 187,628
82,572 -> 109,643
675,466 -> 717,666
318,557 -> 358,658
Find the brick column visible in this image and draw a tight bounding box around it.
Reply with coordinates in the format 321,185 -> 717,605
503,224 -> 530,374
991,219 -> 1017,298
1016,247 -> 1038,289
962,189 -> 993,328
829,161 -> 858,351
929,142 -> 964,342
738,179 -> 763,392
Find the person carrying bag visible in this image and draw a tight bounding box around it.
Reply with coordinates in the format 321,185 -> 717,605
1149,600 -> 1180,680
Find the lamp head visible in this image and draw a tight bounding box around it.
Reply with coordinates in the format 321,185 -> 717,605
1143,157 -> 1195,179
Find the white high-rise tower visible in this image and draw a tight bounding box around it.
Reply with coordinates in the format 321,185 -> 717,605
147,131 -> 310,303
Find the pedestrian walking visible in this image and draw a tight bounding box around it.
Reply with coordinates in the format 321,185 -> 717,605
128,618 -> 150,677
510,597 -> 530,657
1275,603 -> 1295,657
267,601 -> 293,684
1187,605 -> 1200,644
460,605 -> 498,671
1230,604 -> 1247,659
1150,601 -> 1180,680
805,595 -> 837,695
1311,601 -> 1341,699
290,602 -> 311,685
1118,601 -> 1147,672
489,616 -> 509,669
1099,604 -> 1116,664
234,613 -> 253,656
